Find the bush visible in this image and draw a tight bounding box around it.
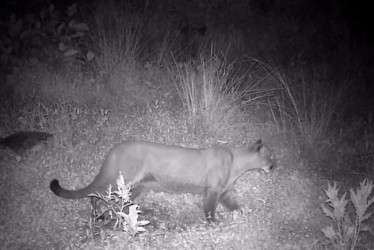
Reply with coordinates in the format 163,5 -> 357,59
86,172 -> 149,239
321,179 -> 374,249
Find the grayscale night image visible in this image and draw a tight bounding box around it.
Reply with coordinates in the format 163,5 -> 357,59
0,0 -> 373,248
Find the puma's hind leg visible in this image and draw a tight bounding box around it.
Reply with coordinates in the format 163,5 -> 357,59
218,190 -> 240,211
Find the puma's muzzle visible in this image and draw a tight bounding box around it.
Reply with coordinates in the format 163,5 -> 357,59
262,162 -> 275,173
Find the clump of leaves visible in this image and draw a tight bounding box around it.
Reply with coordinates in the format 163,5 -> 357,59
86,172 -> 149,239
321,179 -> 374,250
1,2 -> 93,64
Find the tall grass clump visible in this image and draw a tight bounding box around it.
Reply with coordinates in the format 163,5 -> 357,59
263,63 -> 343,149
321,179 -> 374,249
167,47 -> 269,133
91,2 -> 142,96
354,113 -> 374,177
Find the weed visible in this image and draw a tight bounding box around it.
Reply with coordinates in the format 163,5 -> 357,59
356,113 -> 374,177
264,64 -> 343,153
167,48 -> 274,133
89,4 -> 143,102
85,172 -> 149,239
92,5 -> 141,74
321,179 -> 374,249
1,2 -> 91,63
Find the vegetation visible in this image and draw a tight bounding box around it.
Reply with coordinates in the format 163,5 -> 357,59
86,172 -> 149,239
0,0 -> 373,249
321,179 -> 374,249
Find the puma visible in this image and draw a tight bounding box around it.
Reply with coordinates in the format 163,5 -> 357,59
50,140 -> 274,222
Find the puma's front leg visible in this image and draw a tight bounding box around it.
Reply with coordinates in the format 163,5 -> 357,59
203,187 -> 220,223
219,190 -> 240,211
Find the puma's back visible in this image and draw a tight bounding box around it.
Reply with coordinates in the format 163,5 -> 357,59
50,141 -> 207,199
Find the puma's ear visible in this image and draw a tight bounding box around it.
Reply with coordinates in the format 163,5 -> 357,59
248,139 -> 263,152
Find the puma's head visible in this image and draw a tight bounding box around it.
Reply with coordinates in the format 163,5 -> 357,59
251,140 -> 275,173
234,140 -> 275,174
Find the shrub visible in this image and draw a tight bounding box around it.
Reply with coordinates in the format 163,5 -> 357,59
86,172 -> 149,238
1,2 -> 91,63
321,179 -> 374,249
167,48 -> 273,134
266,66 -> 343,150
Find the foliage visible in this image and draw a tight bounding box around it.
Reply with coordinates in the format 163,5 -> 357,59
92,3 -> 141,72
321,179 -> 374,249
90,3 -> 142,97
264,65 -> 343,151
86,172 -> 149,239
167,48 -> 273,133
0,2 -> 93,65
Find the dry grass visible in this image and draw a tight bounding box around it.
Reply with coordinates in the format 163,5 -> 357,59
167,49 -> 241,133
167,49 -> 278,135
255,62 -> 344,153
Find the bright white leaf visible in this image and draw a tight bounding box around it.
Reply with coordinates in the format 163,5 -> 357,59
136,227 -> 147,232
137,220 -> 150,226
117,212 -> 128,218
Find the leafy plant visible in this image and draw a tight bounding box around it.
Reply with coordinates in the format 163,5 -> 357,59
321,179 -> 374,250
86,172 -> 149,238
0,2 -> 92,63
53,3 -> 91,60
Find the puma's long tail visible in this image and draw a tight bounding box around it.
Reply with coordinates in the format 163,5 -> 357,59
49,175 -> 111,199
50,179 -> 90,199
